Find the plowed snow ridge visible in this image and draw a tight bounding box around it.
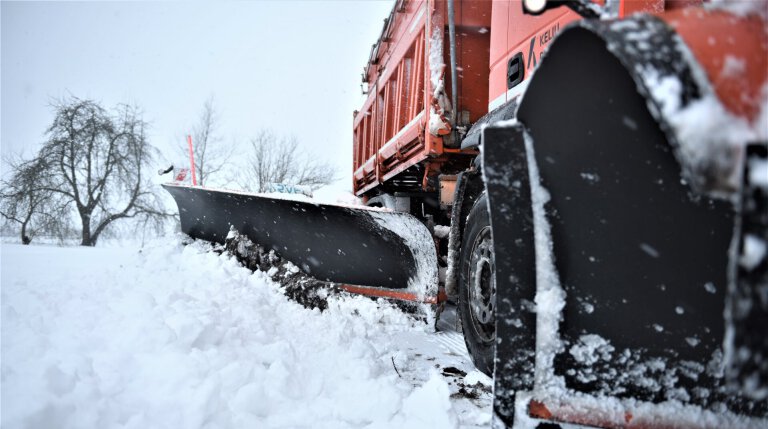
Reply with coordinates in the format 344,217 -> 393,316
1,239 -> 491,429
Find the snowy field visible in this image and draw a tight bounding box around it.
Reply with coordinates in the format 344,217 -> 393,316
1,239 -> 491,429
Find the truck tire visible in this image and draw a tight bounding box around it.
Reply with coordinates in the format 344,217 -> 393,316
458,192 -> 495,376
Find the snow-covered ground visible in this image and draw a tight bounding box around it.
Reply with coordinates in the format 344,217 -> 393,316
1,239 -> 491,429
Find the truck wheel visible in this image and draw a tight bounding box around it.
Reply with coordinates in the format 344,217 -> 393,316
458,193 -> 495,376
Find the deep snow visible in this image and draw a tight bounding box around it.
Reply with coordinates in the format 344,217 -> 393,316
1,240 -> 491,429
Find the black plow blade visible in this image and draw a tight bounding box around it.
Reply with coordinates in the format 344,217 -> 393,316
163,184 -> 437,299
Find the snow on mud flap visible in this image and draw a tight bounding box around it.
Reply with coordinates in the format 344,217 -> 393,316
484,11 -> 767,429
162,185 -> 438,302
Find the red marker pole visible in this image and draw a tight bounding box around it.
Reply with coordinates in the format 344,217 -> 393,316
187,134 -> 197,186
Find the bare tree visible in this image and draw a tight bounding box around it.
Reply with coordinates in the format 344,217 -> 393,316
240,130 -> 338,193
0,155 -> 71,244
178,97 -> 233,186
20,96 -> 172,246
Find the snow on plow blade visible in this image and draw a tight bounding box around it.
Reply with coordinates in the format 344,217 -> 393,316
163,184 -> 437,300
486,13 -> 767,428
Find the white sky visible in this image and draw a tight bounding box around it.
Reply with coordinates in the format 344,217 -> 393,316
1,0 -> 394,190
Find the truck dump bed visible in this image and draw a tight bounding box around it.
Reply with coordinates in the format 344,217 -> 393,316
352,0 -> 491,196
351,0 -> 581,198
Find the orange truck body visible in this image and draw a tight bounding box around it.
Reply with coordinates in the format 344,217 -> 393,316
351,0 -> 764,200
348,2 -> 768,426
352,0 -> 592,197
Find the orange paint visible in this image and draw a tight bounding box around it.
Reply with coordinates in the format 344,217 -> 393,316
661,8 -> 768,124
186,134 -> 197,186
528,396 -> 741,429
528,400 -> 553,420
340,284 -> 445,304
622,0 -> 666,17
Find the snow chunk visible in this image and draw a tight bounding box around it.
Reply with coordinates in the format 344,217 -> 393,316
640,243 -> 660,258
397,372 -> 458,428
749,158 -> 768,189
427,24 -> 452,136
580,172 -> 600,184
622,115 -> 638,130
686,336 -> 702,347
704,282 -> 717,294
645,72 -> 683,118
429,105 -> 451,135
666,94 -> 752,194
428,26 -> 444,95
740,234 -> 767,271
570,334 -> 615,366
464,370 -> 492,387
433,225 -> 450,239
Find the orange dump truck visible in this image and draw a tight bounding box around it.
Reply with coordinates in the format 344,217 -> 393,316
165,0 -> 768,426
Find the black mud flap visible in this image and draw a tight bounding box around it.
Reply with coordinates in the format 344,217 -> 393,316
482,125 -> 537,424
163,185 -> 437,297
487,14 -> 766,428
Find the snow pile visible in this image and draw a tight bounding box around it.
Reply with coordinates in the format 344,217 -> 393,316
0,240 -> 483,429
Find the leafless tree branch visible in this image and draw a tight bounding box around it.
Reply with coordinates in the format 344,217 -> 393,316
238,130 -> 338,193
178,97 -> 234,186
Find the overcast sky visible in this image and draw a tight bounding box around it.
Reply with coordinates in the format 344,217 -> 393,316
1,0 -> 394,190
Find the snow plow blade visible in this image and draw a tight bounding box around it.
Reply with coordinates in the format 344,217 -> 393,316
163,184 -> 437,299
486,14 -> 767,428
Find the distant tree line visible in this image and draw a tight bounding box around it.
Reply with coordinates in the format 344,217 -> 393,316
176,97 -> 234,187
2,96 -> 339,246
239,130 -> 337,193
176,97 -> 337,193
